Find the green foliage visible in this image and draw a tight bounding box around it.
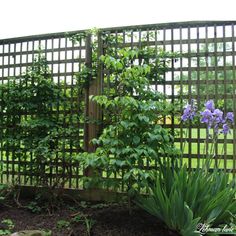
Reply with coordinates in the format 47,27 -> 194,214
43,230 -> 52,236
69,30 -> 99,93
0,219 -> 14,235
71,215 -> 84,223
25,189 -> 65,214
27,200 -> 42,213
56,214 -> 95,236
0,163 -> 10,207
0,182 -> 7,206
71,214 -> 96,236
76,33 -> 180,192
0,52 -> 79,186
56,220 -> 70,230
83,217 -> 95,236
136,163 -> 236,236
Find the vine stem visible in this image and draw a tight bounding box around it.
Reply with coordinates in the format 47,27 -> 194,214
181,127 -> 189,167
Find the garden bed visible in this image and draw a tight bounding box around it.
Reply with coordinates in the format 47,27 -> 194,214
0,200 -> 178,236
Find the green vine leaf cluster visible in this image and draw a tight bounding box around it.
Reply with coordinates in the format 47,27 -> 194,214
69,29 -> 100,92
0,53 -> 80,186
75,32 -> 180,192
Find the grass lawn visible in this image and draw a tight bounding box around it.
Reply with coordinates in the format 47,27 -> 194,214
174,128 -> 235,170
1,128 -> 235,186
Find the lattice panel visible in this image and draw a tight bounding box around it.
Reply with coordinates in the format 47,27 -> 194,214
0,31 -> 87,188
0,22 -> 236,192
100,21 -> 236,191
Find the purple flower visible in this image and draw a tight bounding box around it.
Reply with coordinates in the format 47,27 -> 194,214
182,99 -> 234,137
213,109 -> 223,123
213,124 -> 220,134
222,123 -> 230,135
205,100 -> 215,111
200,109 -> 213,127
226,112 -> 234,124
181,102 -> 196,121
200,106 -> 226,134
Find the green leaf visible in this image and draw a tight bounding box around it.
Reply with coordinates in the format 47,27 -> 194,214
133,136 -> 140,144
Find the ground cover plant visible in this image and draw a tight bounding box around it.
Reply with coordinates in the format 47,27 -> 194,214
0,218 -> 14,235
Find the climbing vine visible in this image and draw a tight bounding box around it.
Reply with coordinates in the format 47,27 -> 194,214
0,52 -> 79,187
73,30 -> 180,192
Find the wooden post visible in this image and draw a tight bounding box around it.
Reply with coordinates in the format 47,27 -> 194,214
84,34 -> 92,153
82,32 -> 106,201
84,32 -> 102,176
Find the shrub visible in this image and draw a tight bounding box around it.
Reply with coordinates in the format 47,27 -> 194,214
0,51 -> 80,187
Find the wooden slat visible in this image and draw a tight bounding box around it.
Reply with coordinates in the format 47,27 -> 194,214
222,24 -> 227,170
232,23 -> 236,176
196,25 -> 201,168
187,26 -> 192,169
213,24 -> 219,167
0,43 -> 4,183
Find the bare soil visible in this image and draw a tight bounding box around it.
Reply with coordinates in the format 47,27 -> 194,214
0,201 -> 179,236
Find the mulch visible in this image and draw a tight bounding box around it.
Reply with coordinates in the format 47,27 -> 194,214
0,200 -> 179,236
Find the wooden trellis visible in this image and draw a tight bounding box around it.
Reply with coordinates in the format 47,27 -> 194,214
0,21 -> 235,194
